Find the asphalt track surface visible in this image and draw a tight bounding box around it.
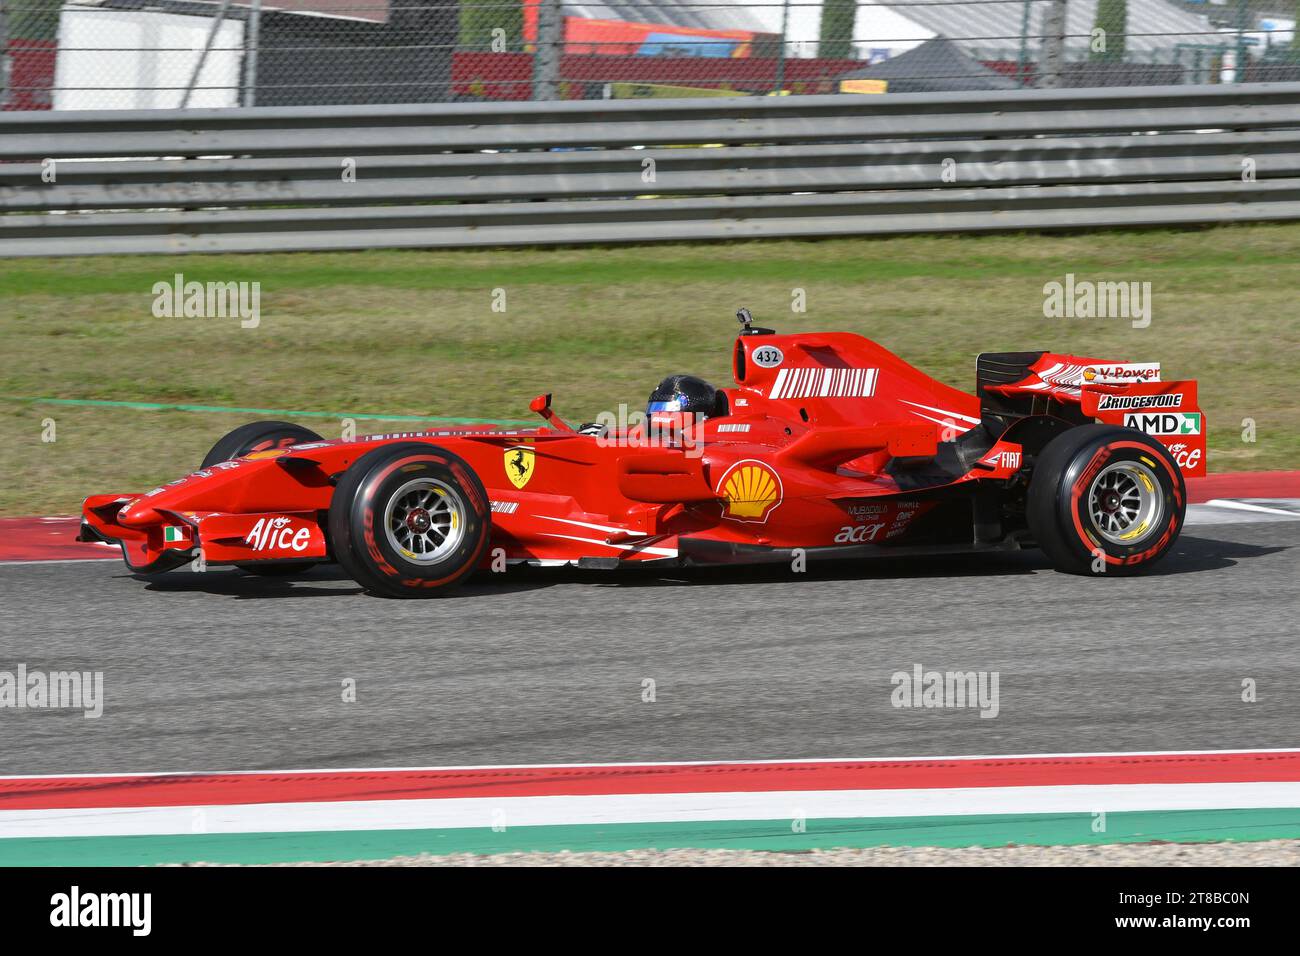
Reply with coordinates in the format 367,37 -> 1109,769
1,517 -> 1297,777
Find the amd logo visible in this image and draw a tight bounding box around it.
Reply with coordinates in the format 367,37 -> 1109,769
1124,412 -> 1201,436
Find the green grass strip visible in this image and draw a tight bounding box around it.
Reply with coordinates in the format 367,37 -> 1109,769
3,808 -> 1297,866
0,395 -> 530,427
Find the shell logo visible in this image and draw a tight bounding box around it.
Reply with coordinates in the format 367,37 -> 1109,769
717,459 -> 783,523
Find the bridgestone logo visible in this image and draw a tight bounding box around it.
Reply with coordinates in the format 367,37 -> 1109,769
1097,393 -> 1183,410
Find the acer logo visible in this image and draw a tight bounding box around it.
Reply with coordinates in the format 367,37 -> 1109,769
834,523 -> 885,544
246,516 -> 311,552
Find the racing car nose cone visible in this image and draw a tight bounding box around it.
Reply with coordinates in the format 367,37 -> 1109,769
118,504 -> 161,527
406,508 -> 432,533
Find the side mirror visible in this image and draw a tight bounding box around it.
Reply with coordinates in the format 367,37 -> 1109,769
528,393 -> 574,433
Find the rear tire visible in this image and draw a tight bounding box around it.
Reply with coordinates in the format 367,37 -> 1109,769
1027,424 -> 1185,575
200,420 -> 323,469
328,443 -> 490,598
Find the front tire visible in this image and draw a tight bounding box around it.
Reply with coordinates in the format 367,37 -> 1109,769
200,420 -> 323,469
1027,424 -> 1185,576
328,443 -> 491,598
202,421 -> 326,575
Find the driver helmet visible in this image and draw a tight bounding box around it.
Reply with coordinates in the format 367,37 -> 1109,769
646,374 -> 724,424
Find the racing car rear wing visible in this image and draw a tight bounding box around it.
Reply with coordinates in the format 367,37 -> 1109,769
1081,381 -> 1206,477
980,352 -> 1206,478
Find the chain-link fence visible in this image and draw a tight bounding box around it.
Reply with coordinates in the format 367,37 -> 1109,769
2,0 -> 1299,109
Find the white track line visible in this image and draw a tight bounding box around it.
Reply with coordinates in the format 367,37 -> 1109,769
1185,498 -> 1300,526
3,747 -> 1299,782
0,557 -> 119,566
1204,499 -> 1300,517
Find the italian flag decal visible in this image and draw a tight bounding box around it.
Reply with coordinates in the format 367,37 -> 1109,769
1,749 -> 1298,866
162,526 -> 188,543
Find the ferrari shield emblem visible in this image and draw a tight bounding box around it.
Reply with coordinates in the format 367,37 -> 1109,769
504,446 -> 535,489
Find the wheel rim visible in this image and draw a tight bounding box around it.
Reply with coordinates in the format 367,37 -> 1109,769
383,478 -> 466,563
1087,460 -> 1164,545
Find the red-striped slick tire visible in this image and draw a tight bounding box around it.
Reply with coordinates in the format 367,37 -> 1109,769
328,443 -> 491,598
1027,424 -> 1185,576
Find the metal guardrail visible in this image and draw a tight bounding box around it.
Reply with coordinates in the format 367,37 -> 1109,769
3,84 -> 1300,257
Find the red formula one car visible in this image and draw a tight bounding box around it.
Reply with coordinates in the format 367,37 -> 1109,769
81,310 -> 1206,596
